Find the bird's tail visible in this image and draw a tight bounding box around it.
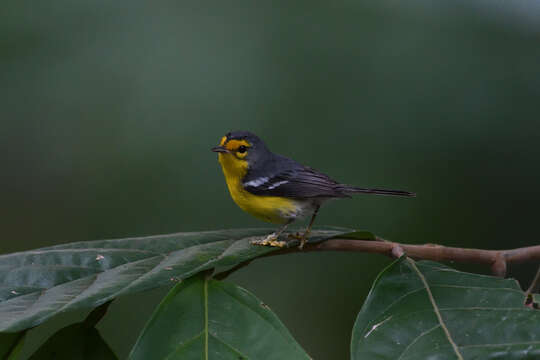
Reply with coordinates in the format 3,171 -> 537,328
338,185 -> 416,197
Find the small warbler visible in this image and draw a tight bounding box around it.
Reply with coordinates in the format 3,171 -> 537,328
212,131 -> 415,249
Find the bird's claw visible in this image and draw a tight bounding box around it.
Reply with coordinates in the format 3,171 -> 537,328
251,231 -> 310,249
251,233 -> 288,248
288,232 -> 308,250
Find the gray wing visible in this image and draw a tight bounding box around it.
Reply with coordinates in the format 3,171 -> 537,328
243,166 -> 350,199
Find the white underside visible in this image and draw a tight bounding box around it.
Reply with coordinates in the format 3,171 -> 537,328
281,198 -> 329,221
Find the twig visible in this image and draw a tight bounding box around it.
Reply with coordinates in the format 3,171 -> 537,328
526,265 -> 540,295
525,265 -> 540,309
215,237 -> 540,279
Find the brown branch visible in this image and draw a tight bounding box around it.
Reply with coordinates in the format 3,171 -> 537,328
304,238 -> 539,273
215,237 -> 540,280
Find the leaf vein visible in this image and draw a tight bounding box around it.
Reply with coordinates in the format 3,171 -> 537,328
460,340 -> 540,349
209,333 -> 248,359
163,331 -> 204,360
407,258 -> 464,360
397,324 -> 441,360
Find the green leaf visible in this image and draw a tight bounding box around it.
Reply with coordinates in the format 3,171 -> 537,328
0,331 -> 25,359
351,257 -> 540,360
28,323 -> 117,360
0,228 -> 351,332
129,273 -> 310,360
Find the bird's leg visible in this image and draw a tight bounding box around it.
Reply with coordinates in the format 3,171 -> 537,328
289,205 -> 320,250
251,221 -> 291,248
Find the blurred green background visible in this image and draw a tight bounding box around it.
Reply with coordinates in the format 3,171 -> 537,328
2,0 -> 540,358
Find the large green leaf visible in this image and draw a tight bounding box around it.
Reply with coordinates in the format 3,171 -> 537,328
351,257 -> 540,360
0,227 -> 355,332
129,272 -> 310,360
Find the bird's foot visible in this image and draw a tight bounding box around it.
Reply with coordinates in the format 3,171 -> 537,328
288,232 -> 309,250
251,233 -> 288,248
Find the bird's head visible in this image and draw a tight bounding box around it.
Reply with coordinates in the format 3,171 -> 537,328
211,131 -> 269,176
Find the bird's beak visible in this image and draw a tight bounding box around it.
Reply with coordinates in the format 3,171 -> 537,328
211,146 -> 230,153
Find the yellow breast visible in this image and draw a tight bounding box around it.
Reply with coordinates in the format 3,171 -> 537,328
217,153 -> 297,224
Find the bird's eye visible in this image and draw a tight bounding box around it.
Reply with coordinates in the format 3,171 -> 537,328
237,145 -> 247,153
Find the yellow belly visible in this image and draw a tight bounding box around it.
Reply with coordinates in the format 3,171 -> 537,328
217,153 -> 298,224
225,175 -> 298,224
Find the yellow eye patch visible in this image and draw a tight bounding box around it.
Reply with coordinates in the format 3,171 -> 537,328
225,139 -> 250,152
219,136 -> 227,146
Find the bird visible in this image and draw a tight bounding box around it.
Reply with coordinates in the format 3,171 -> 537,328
211,131 -> 415,249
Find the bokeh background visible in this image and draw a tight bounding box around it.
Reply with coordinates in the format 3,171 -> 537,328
2,0 -> 540,358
